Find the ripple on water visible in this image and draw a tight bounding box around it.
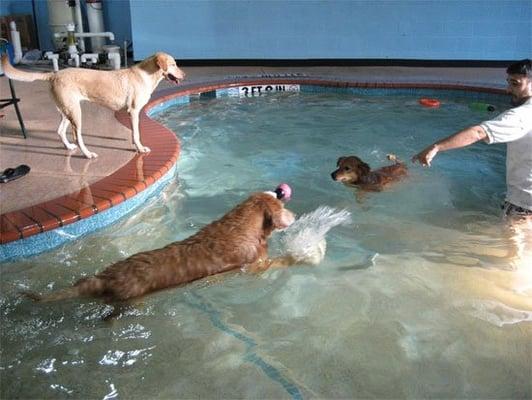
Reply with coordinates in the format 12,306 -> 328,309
464,299 -> 532,327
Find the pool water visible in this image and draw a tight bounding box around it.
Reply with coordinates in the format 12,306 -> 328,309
1,90 -> 531,399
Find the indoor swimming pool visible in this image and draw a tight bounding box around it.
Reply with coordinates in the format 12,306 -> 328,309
1,86 -> 530,399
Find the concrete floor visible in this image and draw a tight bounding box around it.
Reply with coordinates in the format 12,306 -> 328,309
0,63 -> 507,217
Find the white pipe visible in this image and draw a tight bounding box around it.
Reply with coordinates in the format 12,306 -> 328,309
86,0 -> 106,52
108,52 -> 121,70
53,31 -> 115,41
9,21 -> 23,64
123,40 -> 128,68
73,0 -> 85,52
70,53 -> 80,67
81,53 -> 99,64
44,51 -> 59,71
51,57 -> 59,71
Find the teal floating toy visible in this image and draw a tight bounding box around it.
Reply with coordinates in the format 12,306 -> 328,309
469,102 -> 495,112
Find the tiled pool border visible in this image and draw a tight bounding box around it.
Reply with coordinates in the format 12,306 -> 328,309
0,164 -> 177,261
0,79 -> 507,262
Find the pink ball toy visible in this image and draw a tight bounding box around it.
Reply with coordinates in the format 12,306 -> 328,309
275,183 -> 292,201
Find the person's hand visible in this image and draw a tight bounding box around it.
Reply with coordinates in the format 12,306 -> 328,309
412,144 -> 439,167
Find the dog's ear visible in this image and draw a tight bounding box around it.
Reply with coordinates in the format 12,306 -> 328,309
336,157 -> 346,167
262,202 -> 279,231
261,197 -> 288,231
262,208 -> 274,232
357,160 -> 371,176
155,53 -> 169,72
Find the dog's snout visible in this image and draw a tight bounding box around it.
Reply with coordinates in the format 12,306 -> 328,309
331,171 -> 337,180
281,209 -> 296,228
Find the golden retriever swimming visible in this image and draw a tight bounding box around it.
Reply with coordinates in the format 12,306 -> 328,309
331,154 -> 408,192
24,190 -> 295,304
1,52 -> 185,158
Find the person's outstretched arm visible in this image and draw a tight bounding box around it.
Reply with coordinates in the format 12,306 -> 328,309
412,125 -> 488,167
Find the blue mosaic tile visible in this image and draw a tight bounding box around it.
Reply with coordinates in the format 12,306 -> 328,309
0,165 -> 178,263
298,84 -> 508,103
146,95 -> 190,117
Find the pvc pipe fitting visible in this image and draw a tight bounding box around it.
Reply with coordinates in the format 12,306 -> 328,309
45,51 -> 60,71
81,53 -> 99,64
70,53 -> 80,67
107,52 -> 121,70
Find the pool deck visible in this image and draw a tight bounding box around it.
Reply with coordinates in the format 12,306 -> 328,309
0,64 -> 507,247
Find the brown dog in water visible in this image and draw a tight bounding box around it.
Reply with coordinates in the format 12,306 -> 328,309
331,154 -> 408,192
24,190 -> 295,304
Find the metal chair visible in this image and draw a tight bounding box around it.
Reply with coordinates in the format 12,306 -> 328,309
0,38 -> 27,138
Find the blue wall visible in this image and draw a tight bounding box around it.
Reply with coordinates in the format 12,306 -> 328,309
0,0 -> 33,16
2,0 -> 531,60
130,0 -> 531,61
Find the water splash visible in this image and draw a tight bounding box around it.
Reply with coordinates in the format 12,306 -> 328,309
280,206 -> 352,265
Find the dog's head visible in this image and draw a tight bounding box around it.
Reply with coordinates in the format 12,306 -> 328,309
154,52 -> 186,84
331,156 -> 371,184
252,192 -> 296,236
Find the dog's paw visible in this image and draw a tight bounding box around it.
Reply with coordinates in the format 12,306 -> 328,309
386,154 -> 398,162
83,151 -> 99,159
137,145 -> 151,153
65,143 -> 78,151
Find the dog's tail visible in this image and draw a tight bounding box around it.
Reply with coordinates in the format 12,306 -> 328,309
1,54 -> 53,82
386,153 -> 405,165
20,276 -> 107,303
20,287 -> 80,302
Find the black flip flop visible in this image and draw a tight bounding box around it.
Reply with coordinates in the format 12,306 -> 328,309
0,164 -> 30,183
